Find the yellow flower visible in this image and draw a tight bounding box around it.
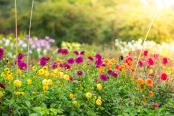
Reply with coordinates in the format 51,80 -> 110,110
42,79 -> 48,86
6,75 -> 13,80
44,71 -> 50,77
21,92 -> 25,96
16,92 -> 20,96
0,92 -> 3,97
96,99 -> 102,106
3,58 -> 5,61
43,86 -> 48,91
47,79 -> 53,85
54,68 -> 61,74
98,96 -> 101,100
70,93 -> 73,98
64,75 -> 69,81
1,72 -> 6,77
17,69 -> 21,74
14,80 -> 22,87
50,73 -> 56,78
4,68 -> 10,72
32,66 -> 37,71
42,66 -> 48,71
73,101 -> 77,105
86,92 -> 92,98
59,72 -> 64,79
27,79 -> 32,84
97,84 -> 102,90
94,96 -> 97,100
32,92 -> 35,94
23,75 -> 25,78
38,69 -> 44,75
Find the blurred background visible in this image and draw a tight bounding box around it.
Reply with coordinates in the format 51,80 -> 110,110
1,0 -> 174,61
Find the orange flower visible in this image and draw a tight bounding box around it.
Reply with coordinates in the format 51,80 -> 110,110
138,88 -> 142,92
138,78 -> 144,86
125,63 -> 129,68
132,81 -> 136,84
130,67 -> 136,73
142,99 -> 146,103
149,91 -> 153,97
49,56 -> 53,60
56,59 -> 62,64
98,66 -> 104,73
145,78 -> 153,86
136,99 -> 138,104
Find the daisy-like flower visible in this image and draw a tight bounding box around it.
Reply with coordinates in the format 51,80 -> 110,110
125,57 -> 133,66
153,54 -> 159,59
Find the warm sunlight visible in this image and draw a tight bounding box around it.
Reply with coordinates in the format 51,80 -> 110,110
142,0 -> 174,9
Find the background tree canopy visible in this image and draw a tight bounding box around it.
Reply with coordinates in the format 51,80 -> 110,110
0,0 -> 174,46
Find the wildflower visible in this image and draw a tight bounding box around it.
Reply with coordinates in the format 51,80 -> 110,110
96,99 -> 102,106
16,92 -> 20,96
70,93 -> 73,98
43,86 -> 48,91
18,62 -> 28,70
86,92 -> 92,98
61,49 -> 69,55
147,58 -> 154,65
73,101 -> 77,105
77,71 -> 83,76
73,51 -> 79,55
97,84 -> 102,90
138,78 -> 144,86
80,51 -> 85,55
145,78 -> 153,86
143,50 -> 148,56
153,54 -> 159,59
125,57 -> 133,66
64,75 -> 69,81
40,60 -> 46,66
14,80 -> 22,87
95,54 -> 102,60
138,60 -> 144,67
42,66 -> 48,71
67,58 -> 75,64
0,83 -> 6,90
87,56 -> 93,61
99,74 -> 108,81
42,79 -> 48,86
149,91 -> 153,97
18,53 -> 24,59
161,73 -> 167,81
47,79 -> 53,85
57,49 -> 62,54
27,79 -> 32,84
152,102 -> 159,108
75,56 -> 84,64
163,57 -> 169,64
130,67 -> 136,73
38,69 -> 44,75
32,66 -> 37,71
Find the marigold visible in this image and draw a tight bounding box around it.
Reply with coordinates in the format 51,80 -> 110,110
130,67 -> 136,73
96,99 -> 102,106
138,78 -> 144,86
97,84 -> 102,90
149,91 -> 153,97
70,93 -> 73,98
145,78 -> 153,86
43,86 -> 48,91
14,80 -> 22,87
86,92 -> 92,98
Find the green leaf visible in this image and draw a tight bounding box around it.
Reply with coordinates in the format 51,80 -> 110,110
29,113 -> 41,116
25,100 -> 31,108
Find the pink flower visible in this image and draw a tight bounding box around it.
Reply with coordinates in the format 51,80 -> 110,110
125,57 -> 133,66
143,50 -> 148,56
153,54 -> 159,59
163,57 -> 169,64
161,73 -> 167,81
138,60 -> 144,67
147,58 -> 154,65
128,51 -> 132,56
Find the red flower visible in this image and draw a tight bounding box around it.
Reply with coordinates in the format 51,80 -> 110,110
147,58 -> 154,65
161,73 -> 167,81
0,83 -> 6,90
125,57 -> 133,66
153,54 -> 159,59
138,60 -> 144,67
163,58 -> 168,64
143,50 -> 148,56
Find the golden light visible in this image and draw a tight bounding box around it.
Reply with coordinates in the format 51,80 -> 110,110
141,0 -> 174,9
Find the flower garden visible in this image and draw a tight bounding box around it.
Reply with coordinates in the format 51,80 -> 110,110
0,37 -> 174,115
